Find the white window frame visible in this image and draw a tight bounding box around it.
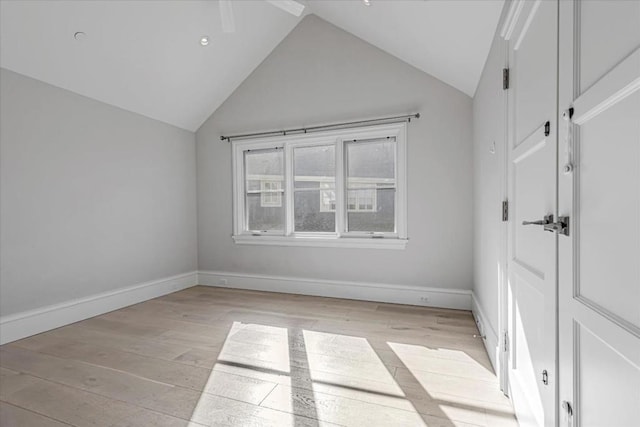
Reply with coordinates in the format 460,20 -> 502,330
231,122 -> 408,249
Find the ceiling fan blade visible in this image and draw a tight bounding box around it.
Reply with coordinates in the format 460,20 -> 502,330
266,0 -> 305,17
219,0 -> 235,33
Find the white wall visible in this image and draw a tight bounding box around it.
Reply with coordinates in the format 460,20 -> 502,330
0,68 -> 198,317
196,16 -> 474,295
472,12 -> 508,368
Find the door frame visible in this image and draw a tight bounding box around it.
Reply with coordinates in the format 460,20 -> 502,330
497,0 -> 523,398
498,32 -> 510,396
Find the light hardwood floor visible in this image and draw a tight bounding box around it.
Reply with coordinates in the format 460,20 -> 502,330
0,286 -> 518,426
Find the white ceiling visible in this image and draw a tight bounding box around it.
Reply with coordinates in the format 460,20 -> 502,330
308,0 -> 504,97
0,0 -> 503,132
0,1 -> 301,131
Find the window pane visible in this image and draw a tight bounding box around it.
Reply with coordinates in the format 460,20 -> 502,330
245,149 -> 284,231
346,138 -> 396,232
348,188 -> 395,232
294,145 -> 335,232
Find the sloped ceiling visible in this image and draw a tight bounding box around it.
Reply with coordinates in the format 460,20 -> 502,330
0,0 -> 301,131
308,0 -> 504,97
0,1 -> 503,132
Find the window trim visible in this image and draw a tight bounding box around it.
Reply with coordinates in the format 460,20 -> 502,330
231,122 -> 408,249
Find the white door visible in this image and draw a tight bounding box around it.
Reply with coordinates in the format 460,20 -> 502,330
558,1 -> 640,426
505,1 -> 558,425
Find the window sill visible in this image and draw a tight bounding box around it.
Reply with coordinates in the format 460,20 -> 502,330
232,235 -> 408,250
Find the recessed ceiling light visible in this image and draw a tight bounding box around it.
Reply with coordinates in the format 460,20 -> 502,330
363,0 -> 371,6
200,36 -> 210,46
74,31 -> 87,41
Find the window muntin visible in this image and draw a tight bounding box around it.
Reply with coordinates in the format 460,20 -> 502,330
244,149 -> 285,232
232,123 -> 407,248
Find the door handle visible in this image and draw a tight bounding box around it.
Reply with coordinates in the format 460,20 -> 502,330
545,216 -> 570,236
522,214 -> 570,236
522,214 -> 554,226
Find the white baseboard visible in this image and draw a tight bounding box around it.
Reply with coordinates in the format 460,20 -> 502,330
0,271 -> 198,345
198,270 -> 471,310
1,270 -> 471,346
471,291 -> 500,373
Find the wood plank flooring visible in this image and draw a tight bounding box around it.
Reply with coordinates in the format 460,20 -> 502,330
0,286 -> 519,426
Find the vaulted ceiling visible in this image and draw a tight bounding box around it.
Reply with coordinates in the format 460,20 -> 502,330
0,0 -> 503,131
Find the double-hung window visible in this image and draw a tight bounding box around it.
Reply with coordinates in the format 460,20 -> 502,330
232,122 -> 407,249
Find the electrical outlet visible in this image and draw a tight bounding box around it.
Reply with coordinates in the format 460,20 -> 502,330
219,279 -> 228,286
420,296 -> 429,303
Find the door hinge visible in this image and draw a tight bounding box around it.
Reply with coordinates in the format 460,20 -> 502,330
542,370 -> 549,385
544,121 -> 551,136
503,68 -> 510,90
503,331 -> 509,352
502,200 -> 509,222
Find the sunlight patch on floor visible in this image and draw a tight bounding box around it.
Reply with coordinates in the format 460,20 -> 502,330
388,340 -> 516,425
191,323 -> 432,426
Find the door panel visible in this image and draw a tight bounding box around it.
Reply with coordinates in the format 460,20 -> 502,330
513,128 -> 554,275
579,0 -> 640,93
508,125 -> 556,427
512,271 -> 545,424
578,90 -> 640,330
506,1 -> 558,425
514,0 -> 557,146
577,323 -> 640,426
559,1 -> 640,426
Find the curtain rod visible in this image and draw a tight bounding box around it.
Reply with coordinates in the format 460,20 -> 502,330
220,113 -> 420,142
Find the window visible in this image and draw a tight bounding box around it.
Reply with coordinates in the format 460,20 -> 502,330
294,144 -> 336,232
244,149 -> 284,232
346,138 -> 395,231
232,123 -> 407,249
